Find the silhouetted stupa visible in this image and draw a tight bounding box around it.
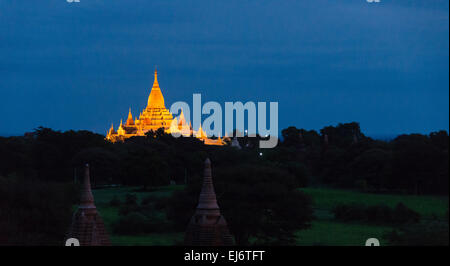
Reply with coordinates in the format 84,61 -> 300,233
184,158 -> 234,246
230,136 -> 241,149
66,164 -> 111,246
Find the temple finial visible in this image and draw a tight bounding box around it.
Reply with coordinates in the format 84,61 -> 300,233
126,108 -> 134,126
80,163 -> 95,208
196,158 -> 219,210
152,67 -> 159,89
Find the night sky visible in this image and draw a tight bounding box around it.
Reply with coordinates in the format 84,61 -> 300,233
0,0 -> 448,137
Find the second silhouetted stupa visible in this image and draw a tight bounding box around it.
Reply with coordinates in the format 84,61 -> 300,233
184,158 -> 234,246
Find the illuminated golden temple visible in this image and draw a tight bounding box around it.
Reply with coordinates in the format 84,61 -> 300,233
106,69 -> 224,146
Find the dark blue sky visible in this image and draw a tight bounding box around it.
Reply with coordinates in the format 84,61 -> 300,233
0,0 -> 448,137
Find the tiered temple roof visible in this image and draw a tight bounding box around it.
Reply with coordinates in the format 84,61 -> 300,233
106,69 -> 224,146
66,164 -> 111,246
184,158 -> 234,246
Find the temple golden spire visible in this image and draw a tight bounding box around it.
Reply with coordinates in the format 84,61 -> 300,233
196,125 -> 207,139
147,68 -> 166,108
126,108 -> 134,125
117,120 -> 125,136
152,68 -> 159,89
178,109 -> 186,126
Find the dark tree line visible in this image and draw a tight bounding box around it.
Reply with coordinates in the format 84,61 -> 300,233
0,127 -> 207,188
0,123 -> 447,195
276,123 -> 449,195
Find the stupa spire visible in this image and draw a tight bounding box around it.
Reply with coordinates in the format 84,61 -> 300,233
196,125 -> 207,139
126,108 -> 134,125
117,119 -> 126,136
65,163 -> 111,246
196,158 -> 220,211
147,68 -> 166,108
80,164 -> 95,208
184,158 -> 234,245
152,68 -> 159,89
178,109 -> 186,126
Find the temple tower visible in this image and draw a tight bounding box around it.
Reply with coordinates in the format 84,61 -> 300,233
147,69 -> 166,108
105,69 -> 224,145
184,158 -> 234,246
66,164 -> 111,246
135,68 -> 173,131
126,108 -> 134,126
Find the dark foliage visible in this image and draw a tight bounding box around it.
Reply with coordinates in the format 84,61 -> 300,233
109,195 -> 121,207
0,124 -> 447,194
0,176 -> 76,245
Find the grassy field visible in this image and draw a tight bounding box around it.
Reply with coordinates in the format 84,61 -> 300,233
295,188 -> 448,246
295,220 -> 393,246
300,188 -> 449,218
93,185 -> 185,206
92,185 -> 448,246
93,185 -> 185,246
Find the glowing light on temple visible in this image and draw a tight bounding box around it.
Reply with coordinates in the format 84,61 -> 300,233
106,69 -> 224,145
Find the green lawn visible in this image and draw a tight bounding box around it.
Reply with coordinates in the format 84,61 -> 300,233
92,185 -> 185,246
299,187 -> 449,218
295,220 -> 392,246
295,188 -> 448,246
95,206 -> 120,232
93,185 -> 185,206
